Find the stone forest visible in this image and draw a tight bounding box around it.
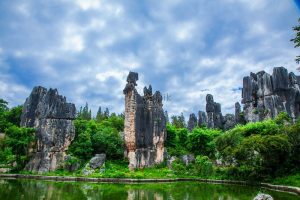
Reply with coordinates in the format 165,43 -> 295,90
1,66 -> 300,199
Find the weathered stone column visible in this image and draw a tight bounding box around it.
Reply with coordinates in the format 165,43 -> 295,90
123,72 -> 166,169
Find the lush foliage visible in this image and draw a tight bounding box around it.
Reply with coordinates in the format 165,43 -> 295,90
4,126 -> 35,170
215,112 -> 299,180
170,113 -> 186,128
1,97 -> 300,187
291,18 -> 300,64
166,124 -> 221,157
68,114 -> 124,161
0,99 -> 35,171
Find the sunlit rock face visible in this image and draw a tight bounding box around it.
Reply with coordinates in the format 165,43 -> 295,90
21,86 -> 76,173
242,67 -> 300,122
123,72 -> 166,169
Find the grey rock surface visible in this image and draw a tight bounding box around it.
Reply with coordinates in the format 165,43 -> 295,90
223,114 -> 236,130
253,193 -> 273,200
198,111 -> 207,127
21,86 -> 76,173
187,113 -> 197,131
181,154 -> 195,166
64,155 -> 80,172
167,156 -> 177,168
89,154 -> 106,169
242,67 -> 300,122
234,102 -> 243,124
123,72 -> 166,169
206,94 -> 224,129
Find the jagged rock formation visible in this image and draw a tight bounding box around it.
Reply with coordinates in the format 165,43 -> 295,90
223,114 -> 236,130
21,86 -> 76,173
242,67 -> 300,122
123,72 -> 166,169
234,102 -> 242,124
198,111 -> 207,127
187,113 -> 197,131
164,111 -> 169,124
206,94 -> 224,129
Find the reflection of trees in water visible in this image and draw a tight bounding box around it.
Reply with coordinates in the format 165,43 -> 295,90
0,179 -> 299,200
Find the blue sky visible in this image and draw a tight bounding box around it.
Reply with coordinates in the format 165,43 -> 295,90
0,0 -> 299,118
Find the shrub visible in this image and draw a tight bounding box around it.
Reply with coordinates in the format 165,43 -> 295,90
187,127 -> 221,158
91,127 -> 124,159
194,155 -> 213,177
4,126 -> 35,170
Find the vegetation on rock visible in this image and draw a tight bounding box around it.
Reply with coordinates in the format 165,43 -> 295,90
0,97 -> 300,187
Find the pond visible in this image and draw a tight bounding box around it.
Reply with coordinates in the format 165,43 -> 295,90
0,178 -> 299,200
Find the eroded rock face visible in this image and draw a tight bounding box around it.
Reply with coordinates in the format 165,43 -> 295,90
187,113 -> 197,131
206,94 -> 224,129
181,154 -> 195,166
242,67 -> 300,122
89,153 -> 106,169
235,102 -> 242,124
253,193 -> 273,200
198,111 -> 207,127
223,114 -> 236,130
21,86 -> 76,173
123,72 -> 166,169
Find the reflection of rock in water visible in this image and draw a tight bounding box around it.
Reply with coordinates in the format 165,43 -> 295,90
0,179 -> 298,200
127,189 -> 164,200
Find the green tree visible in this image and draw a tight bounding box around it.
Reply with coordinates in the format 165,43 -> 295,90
91,127 -> 124,159
165,124 -> 176,148
5,105 -> 23,126
171,113 -> 186,128
96,106 -> 103,122
77,103 -> 92,120
69,129 -> 93,160
235,134 -> 291,178
291,18 -> 300,64
4,126 -> 35,170
0,99 -> 8,112
0,99 -> 9,132
104,107 -> 110,119
187,127 -> 221,158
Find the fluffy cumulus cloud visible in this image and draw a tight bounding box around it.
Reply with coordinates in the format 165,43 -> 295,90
0,0 -> 299,119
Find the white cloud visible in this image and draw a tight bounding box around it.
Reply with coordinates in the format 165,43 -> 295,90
0,0 -> 299,120
174,22 -> 197,41
75,0 -> 101,10
62,34 -> 84,52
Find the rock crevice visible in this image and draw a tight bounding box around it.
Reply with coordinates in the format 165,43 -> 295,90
242,67 -> 300,122
123,72 -> 166,169
21,86 -> 76,173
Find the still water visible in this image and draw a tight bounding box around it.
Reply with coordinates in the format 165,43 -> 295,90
0,178 -> 299,200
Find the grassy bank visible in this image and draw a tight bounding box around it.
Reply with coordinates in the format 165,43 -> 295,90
12,160 -> 299,188
271,173 -> 300,187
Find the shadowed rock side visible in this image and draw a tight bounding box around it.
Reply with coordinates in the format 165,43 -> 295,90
242,67 -> 300,122
21,86 -> 76,173
206,94 -> 224,129
187,113 -> 197,131
198,111 -> 207,127
123,72 -> 166,169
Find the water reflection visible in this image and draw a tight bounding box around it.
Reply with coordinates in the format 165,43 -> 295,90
0,178 -> 298,200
